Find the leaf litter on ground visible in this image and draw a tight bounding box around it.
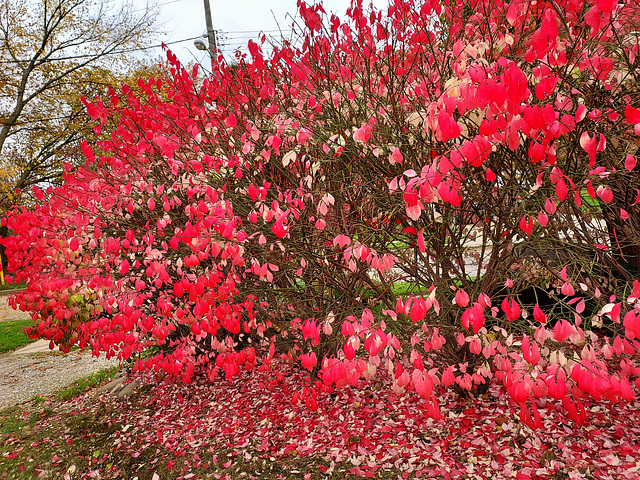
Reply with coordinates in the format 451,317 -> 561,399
2,358 -> 640,479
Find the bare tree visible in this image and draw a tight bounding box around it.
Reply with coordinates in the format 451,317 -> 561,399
0,0 -> 160,210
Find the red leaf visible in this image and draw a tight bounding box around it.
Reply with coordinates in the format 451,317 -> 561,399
461,305 -> 484,333
417,228 -> 426,253
501,297 -> 521,322
625,105 -> 640,124
299,3 -> 322,31
531,9 -> 558,57
271,220 -> 288,238
533,304 -> 547,323
300,352 -> 317,371
522,336 -> 540,365
519,215 -> 533,235
225,114 -> 237,128
410,297 -> 427,323
556,179 -> 568,202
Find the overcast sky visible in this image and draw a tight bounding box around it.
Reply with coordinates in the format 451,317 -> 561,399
148,0 -> 390,65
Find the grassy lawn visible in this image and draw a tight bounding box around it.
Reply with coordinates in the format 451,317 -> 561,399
0,281 -> 26,292
56,366 -> 120,401
0,319 -> 36,353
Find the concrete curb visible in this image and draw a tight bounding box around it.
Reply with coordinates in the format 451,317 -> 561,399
0,288 -> 26,296
12,339 -> 53,355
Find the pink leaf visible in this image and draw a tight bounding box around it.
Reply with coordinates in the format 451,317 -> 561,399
389,147 -> 403,164
538,211 -> 548,227
454,289 -> 470,308
596,186 -> 613,203
553,319 -> 573,342
580,132 -> 598,167
544,198 -> 557,215
439,367 -> 454,389
333,234 -> 351,248
621,208 -> 629,221
625,154 -> 636,171
412,369 -> 434,399
561,282 -> 575,296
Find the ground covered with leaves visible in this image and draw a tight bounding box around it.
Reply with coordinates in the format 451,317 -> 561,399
1,360 -> 640,480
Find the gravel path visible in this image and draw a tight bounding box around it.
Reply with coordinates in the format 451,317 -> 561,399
0,293 -> 120,409
0,350 -> 119,409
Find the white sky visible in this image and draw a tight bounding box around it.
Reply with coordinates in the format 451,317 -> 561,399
148,0 -> 390,65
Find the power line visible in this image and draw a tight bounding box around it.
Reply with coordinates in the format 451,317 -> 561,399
131,0 -> 183,13
224,29 -> 293,35
0,34 -> 204,64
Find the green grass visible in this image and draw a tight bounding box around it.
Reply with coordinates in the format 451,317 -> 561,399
0,319 -> 36,353
56,366 -> 120,401
389,281 -> 432,297
0,281 -> 26,292
0,400 -> 118,480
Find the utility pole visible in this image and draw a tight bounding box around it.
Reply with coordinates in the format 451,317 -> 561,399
203,0 -> 217,59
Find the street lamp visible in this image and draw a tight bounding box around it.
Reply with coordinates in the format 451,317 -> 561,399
194,37 -> 208,52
